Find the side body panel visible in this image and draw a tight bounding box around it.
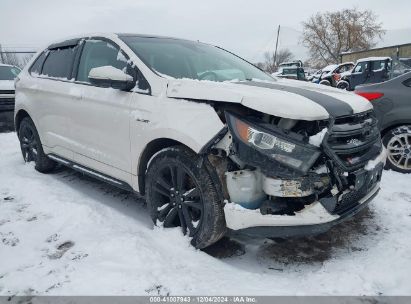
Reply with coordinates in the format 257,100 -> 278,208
129,92 -> 225,191
371,82 -> 411,132
15,74 -> 76,160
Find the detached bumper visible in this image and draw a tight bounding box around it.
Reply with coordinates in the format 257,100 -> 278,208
224,148 -> 386,238
225,184 -> 379,238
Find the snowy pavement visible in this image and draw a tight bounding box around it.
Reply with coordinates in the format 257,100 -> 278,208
0,131 -> 411,296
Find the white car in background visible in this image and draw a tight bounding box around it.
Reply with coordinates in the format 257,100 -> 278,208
0,64 -> 21,131
15,33 -> 385,248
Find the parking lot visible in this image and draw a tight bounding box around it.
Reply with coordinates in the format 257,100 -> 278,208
1,131 -> 410,296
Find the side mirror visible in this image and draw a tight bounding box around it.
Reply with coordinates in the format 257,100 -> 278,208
88,66 -> 135,91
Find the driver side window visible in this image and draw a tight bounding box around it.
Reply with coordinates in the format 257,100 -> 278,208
354,62 -> 367,73
76,39 -> 128,83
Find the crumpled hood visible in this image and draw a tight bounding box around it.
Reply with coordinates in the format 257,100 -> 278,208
166,78 -> 372,121
0,80 -> 15,91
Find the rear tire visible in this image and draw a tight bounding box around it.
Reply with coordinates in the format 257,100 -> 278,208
18,117 -> 57,173
145,146 -> 226,248
382,126 -> 411,174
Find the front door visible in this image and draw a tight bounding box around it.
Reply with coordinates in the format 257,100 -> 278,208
71,39 -> 133,182
350,61 -> 369,89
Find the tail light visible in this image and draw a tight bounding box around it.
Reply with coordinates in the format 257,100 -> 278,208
333,73 -> 341,82
355,91 -> 384,101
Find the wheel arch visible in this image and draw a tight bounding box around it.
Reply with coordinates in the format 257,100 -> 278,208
381,121 -> 411,138
14,109 -> 31,135
137,138 -> 194,195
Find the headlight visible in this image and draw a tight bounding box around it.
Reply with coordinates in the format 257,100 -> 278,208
226,112 -> 321,173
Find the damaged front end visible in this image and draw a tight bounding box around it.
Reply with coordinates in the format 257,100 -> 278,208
208,109 -> 385,237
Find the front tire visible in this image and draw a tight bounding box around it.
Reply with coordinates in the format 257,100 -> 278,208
383,126 -> 411,173
336,80 -> 350,90
319,79 -> 331,86
145,146 -> 226,248
18,117 -> 57,173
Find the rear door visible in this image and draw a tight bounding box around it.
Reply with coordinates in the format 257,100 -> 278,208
368,60 -> 390,84
32,41 -> 80,160
70,38 -> 134,183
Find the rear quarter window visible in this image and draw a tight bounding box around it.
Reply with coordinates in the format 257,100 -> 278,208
41,46 -> 77,79
403,78 -> 411,87
29,52 -> 47,75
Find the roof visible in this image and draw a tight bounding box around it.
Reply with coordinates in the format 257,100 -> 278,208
322,64 -> 338,72
45,33 -> 205,50
0,63 -> 16,68
357,57 -> 391,63
116,33 -> 189,40
339,62 -> 354,66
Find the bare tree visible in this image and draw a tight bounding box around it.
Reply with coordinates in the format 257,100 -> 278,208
302,8 -> 385,67
0,44 -> 34,68
263,48 -> 294,73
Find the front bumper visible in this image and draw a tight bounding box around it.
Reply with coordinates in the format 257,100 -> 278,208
0,110 -> 15,131
0,93 -> 15,131
223,148 -> 386,237
225,183 -> 379,237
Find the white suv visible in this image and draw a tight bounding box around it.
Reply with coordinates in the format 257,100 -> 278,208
15,33 -> 386,248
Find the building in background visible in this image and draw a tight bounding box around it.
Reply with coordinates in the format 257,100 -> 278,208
340,43 -> 411,64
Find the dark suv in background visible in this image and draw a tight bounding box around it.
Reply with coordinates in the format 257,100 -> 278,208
338,57 -> 391,91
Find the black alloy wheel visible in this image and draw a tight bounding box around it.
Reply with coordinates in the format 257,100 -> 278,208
145,146 -> 226,248
152,163 -> 203,236
18,117 -> 56,173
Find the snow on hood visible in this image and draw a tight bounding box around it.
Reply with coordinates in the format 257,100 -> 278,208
0,80 -> 15,91
166,78 -> 372,121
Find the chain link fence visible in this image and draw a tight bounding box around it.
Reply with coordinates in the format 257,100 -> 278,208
0,45 -> 36,68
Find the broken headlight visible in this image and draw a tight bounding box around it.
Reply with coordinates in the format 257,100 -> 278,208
226,112 -> 321,173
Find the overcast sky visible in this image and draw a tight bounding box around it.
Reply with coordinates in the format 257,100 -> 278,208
1,0 -> 410,61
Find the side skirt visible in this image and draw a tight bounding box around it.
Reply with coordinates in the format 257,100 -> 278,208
48,154 -> 135,192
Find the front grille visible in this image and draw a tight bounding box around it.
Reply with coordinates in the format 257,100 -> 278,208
323,111 -> 381,171
0,97 -> 15,111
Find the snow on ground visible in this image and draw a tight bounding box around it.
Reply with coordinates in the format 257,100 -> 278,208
0,131 -> 411,296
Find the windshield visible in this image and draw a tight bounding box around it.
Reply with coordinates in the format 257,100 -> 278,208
120,36 -> 273,82
282,68 -> 297,75
0,66 -> 21,80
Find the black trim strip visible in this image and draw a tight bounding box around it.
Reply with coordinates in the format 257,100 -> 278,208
48,154 -> 134,192
238,81 -> 354,117
49,38 -> 81,50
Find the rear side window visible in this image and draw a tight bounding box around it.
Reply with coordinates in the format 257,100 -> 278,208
76,40 -> 128,83
372,60 -> 386,71
42,46 -> 77,79
403,78 -> 411,87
